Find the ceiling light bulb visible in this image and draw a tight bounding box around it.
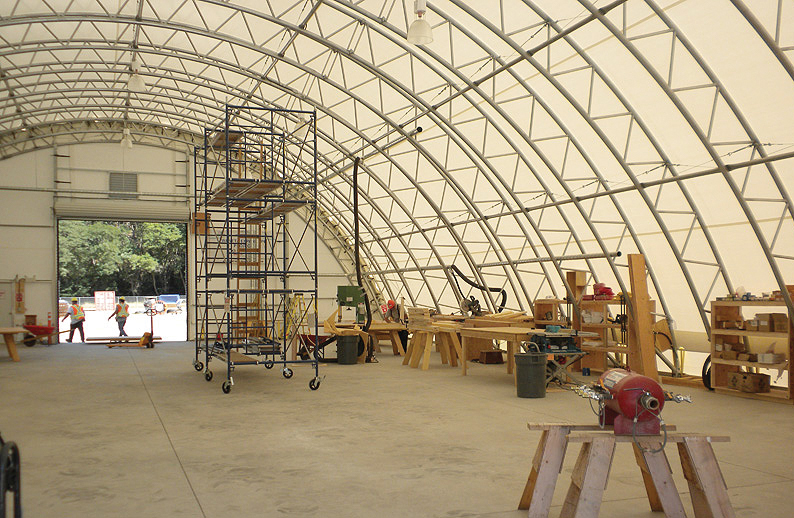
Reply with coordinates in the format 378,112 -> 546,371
130,58 -> 142,72
407,0 -> 433,44
120,128 -> 133,149
128,73 -> 147,92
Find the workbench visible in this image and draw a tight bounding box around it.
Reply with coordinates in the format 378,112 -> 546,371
458,326 -> 538,381
336,322 -> 406,355
0,327 -> 27,362
403,322 -> 463,370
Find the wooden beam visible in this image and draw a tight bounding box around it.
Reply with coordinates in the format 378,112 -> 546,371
627,254 -> 659,380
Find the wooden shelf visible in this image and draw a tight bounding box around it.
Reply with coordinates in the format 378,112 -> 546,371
712,300 -> 788,307
714,386 -> 792,404
710,298 -> 793,404
247,201 -> 308,221
579,299 -> 623,305
534,319 -> 565,325
711,358 -> 788,370
581,345 -> 629,354
711,329 -> 787,337
581,322 -> 621,329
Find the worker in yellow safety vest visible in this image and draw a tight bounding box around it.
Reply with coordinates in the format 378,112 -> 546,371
108,296 -> 130,337
61,297 -> 86,342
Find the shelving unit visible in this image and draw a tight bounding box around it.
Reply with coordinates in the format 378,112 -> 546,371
710,300 -> 793,404
192,104 -> 320,394
575,299 -> 628,372
532,299 -> 566,328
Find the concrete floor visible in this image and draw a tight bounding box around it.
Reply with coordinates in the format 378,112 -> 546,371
2,341 -> 793,517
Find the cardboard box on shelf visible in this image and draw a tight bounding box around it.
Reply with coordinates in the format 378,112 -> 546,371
745,319 -> 759,331
757,314 -> 773,332
727,372 -> 771,393
725,342 -> 748,353
771,313 -> 789,333
722,351 -> 739,360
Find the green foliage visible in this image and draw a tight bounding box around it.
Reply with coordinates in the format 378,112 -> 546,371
59,220 -> 186,297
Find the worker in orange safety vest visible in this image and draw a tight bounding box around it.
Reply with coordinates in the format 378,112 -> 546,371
62,297 -> 85,342
108,296 -> 130,337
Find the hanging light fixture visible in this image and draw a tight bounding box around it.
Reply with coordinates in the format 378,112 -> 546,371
120,128 -> 133,149
407,0 -> 433,45
127,58 -> 148,92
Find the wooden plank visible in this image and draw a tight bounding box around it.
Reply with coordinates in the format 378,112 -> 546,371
247,201 -> 307,221
228,180 -> 281,207
568,433 -> 730,443
627,254 -> 659,380
206,179 -> 256,206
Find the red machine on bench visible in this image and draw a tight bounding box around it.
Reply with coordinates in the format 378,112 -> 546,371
574,368 -> 691,435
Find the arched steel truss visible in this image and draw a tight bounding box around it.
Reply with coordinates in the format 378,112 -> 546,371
1,0 -> 792,336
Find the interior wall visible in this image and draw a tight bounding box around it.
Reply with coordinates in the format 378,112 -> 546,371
0,143 -> 352,340
0,148 -> 57,327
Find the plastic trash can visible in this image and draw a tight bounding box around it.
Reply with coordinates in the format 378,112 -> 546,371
514,352 -> 547,398
337,335 -> 359,364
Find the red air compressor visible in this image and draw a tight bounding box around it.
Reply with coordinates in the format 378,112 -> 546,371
575,368 -> 691,436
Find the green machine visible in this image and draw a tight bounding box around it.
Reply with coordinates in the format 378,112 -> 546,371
337,285 -> 366,323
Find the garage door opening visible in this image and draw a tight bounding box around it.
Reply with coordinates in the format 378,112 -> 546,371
57,219 -> 187,342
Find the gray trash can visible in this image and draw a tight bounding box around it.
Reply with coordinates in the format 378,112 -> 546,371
514,352 -> 547,398
337,335 -> 359,365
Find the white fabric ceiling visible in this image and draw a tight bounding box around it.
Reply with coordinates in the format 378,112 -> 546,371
1,0 -> 793,336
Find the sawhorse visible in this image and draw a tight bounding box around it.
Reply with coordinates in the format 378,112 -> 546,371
518,423 -> 733,517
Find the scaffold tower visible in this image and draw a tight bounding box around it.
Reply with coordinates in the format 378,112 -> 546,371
192,105 -> 319,393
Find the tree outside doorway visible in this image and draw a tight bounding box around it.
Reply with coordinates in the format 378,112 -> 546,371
58,220 -> 187,341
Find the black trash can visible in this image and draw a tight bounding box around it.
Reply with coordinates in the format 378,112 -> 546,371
337,335 -> 359,365
514,352 -> 547,398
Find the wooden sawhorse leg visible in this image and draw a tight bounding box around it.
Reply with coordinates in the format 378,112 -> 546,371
461,336 -> 469,375
3,334 -> 20,362
402,332 -> 416,365
678,437 -> 736,518
408,331 -> 431,369
390,330 -> 403,356
518,426 -> 571,515
420,332 -> 433,370
559,436 -> 615,518
632,441 -> 687,517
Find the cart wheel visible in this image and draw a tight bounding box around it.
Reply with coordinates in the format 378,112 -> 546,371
23,335 -> 36,347
221,381 -> 232,394
282,368 -> 293,379
702,355 -> 713,391
204,371 -> 213,382
309,378 -> 321,391
264,360 -> 274,369
194,361 -> 204,372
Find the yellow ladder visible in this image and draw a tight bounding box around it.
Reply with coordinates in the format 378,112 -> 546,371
286,294 -> 310,343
